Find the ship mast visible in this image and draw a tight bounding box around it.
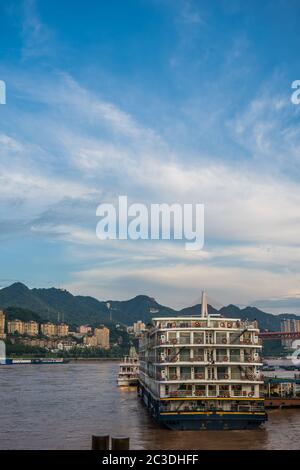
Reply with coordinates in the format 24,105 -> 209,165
201,291 -> 208,318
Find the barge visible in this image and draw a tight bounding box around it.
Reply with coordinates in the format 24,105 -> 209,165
0,358 -> 70,365
264,376 -> 300,408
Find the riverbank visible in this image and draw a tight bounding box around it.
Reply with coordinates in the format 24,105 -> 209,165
5,356 -> 121,362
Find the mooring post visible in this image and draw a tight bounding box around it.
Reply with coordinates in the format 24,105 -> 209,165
91,435 -> 110,450
111,437 -> 130,450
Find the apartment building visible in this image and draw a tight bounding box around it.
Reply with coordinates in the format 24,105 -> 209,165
0,310 -> 6,339
7,319 -> 25,335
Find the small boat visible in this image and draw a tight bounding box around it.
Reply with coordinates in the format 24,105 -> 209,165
262,365 -> 276,371
280,365 -> 296,371
0,358 -> 69,365
117,353 -> 139,387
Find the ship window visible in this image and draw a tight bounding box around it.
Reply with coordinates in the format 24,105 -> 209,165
179,349 -> 191,361
179,332 -> 191,344
231,366 -> 242,380
208,385 -> 217,397
230,349 -> 240,361
179,383 -> 192,391
193,348 -> 204,360
180,366 -> 191,379
217,367 -> 228,379
193,333 -> 204,345
179,322 -> 190,328
216,332 -> 227,344
195,385 -> 206,397
168,332 -> 177,341
218,385 -> 229,397
216,349 -> 227,361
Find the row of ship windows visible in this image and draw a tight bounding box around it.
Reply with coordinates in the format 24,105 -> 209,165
140,332 -> 261,349
140,365 -> 261,382
161,383 -> 259,399
140,349 -> 261,364
151,320 -> 258,330
159,400 -> 264,413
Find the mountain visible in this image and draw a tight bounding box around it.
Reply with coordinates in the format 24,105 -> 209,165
0,283 -> 109,327
219,305 -> 282,331
0,282 -> 54,313
0,282 -> 300,330
107,295 -> 176,325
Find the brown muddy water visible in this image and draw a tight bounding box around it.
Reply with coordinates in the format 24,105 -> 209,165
0,361 -> 299,450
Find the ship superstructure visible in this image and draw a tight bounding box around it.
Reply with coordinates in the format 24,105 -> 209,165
117,348 -> 139,387
138,292 -> 267,430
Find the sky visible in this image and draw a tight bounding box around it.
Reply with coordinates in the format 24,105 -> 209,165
1,0 -> 300,312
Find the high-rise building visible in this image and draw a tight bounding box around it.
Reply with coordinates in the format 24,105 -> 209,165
0,310 -> 6,339
94,326 -> 110,349
7,319 -> 25,335
57,323 -> 69,337
24,321 -> 39,336
41,322 -> 57,337
78,325 -> 92,335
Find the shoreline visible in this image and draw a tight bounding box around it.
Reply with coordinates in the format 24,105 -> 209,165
5,356 -> 121,362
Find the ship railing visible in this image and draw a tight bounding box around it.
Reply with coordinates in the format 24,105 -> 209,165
179,373 -> 192,380
217,373 -> 230,380
241,374 -> 260,381
230,373 -> 242,380
157,356 -> 176,363
216,355 -> 231,362
191,356 -> 205,362
231,391 -> 257,398
229,356 -> 241,362
169,390 -> 193,398
194,373 -> 205,379
161,403 -> 263,413
178,338 -> 192,345
218,392 -> 230,398
164,389 -> 263,400
244,356 -> 261,363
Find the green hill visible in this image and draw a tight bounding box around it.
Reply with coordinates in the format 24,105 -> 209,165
1,282 -> 299,331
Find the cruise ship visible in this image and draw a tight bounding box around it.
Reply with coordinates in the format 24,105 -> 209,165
138,293 -> 267,430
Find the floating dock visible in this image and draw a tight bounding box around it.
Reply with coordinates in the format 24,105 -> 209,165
264,377 -> 300,408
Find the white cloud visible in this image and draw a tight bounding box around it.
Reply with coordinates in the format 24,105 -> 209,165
1,71 -> 300,309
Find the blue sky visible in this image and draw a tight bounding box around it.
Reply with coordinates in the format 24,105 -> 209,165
1,0 -> 300,311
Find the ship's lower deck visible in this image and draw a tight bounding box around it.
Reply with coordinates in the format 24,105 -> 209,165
138,382 -> 267,430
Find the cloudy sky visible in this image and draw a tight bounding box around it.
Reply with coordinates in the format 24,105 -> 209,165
1,0 -> 300,312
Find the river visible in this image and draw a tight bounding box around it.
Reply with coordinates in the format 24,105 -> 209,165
0,361 -> 299,450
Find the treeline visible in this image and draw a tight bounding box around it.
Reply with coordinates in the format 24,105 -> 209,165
4,306 -> 42,323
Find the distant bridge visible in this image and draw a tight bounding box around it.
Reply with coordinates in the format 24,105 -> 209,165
259,331 -> 300,341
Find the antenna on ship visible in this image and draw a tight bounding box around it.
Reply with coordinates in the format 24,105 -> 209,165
201,291 -> 208,318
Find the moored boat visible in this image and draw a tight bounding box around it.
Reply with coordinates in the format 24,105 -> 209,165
0,358 -> 69,365
138,292 -> 267,430
117,353 -> 139,387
